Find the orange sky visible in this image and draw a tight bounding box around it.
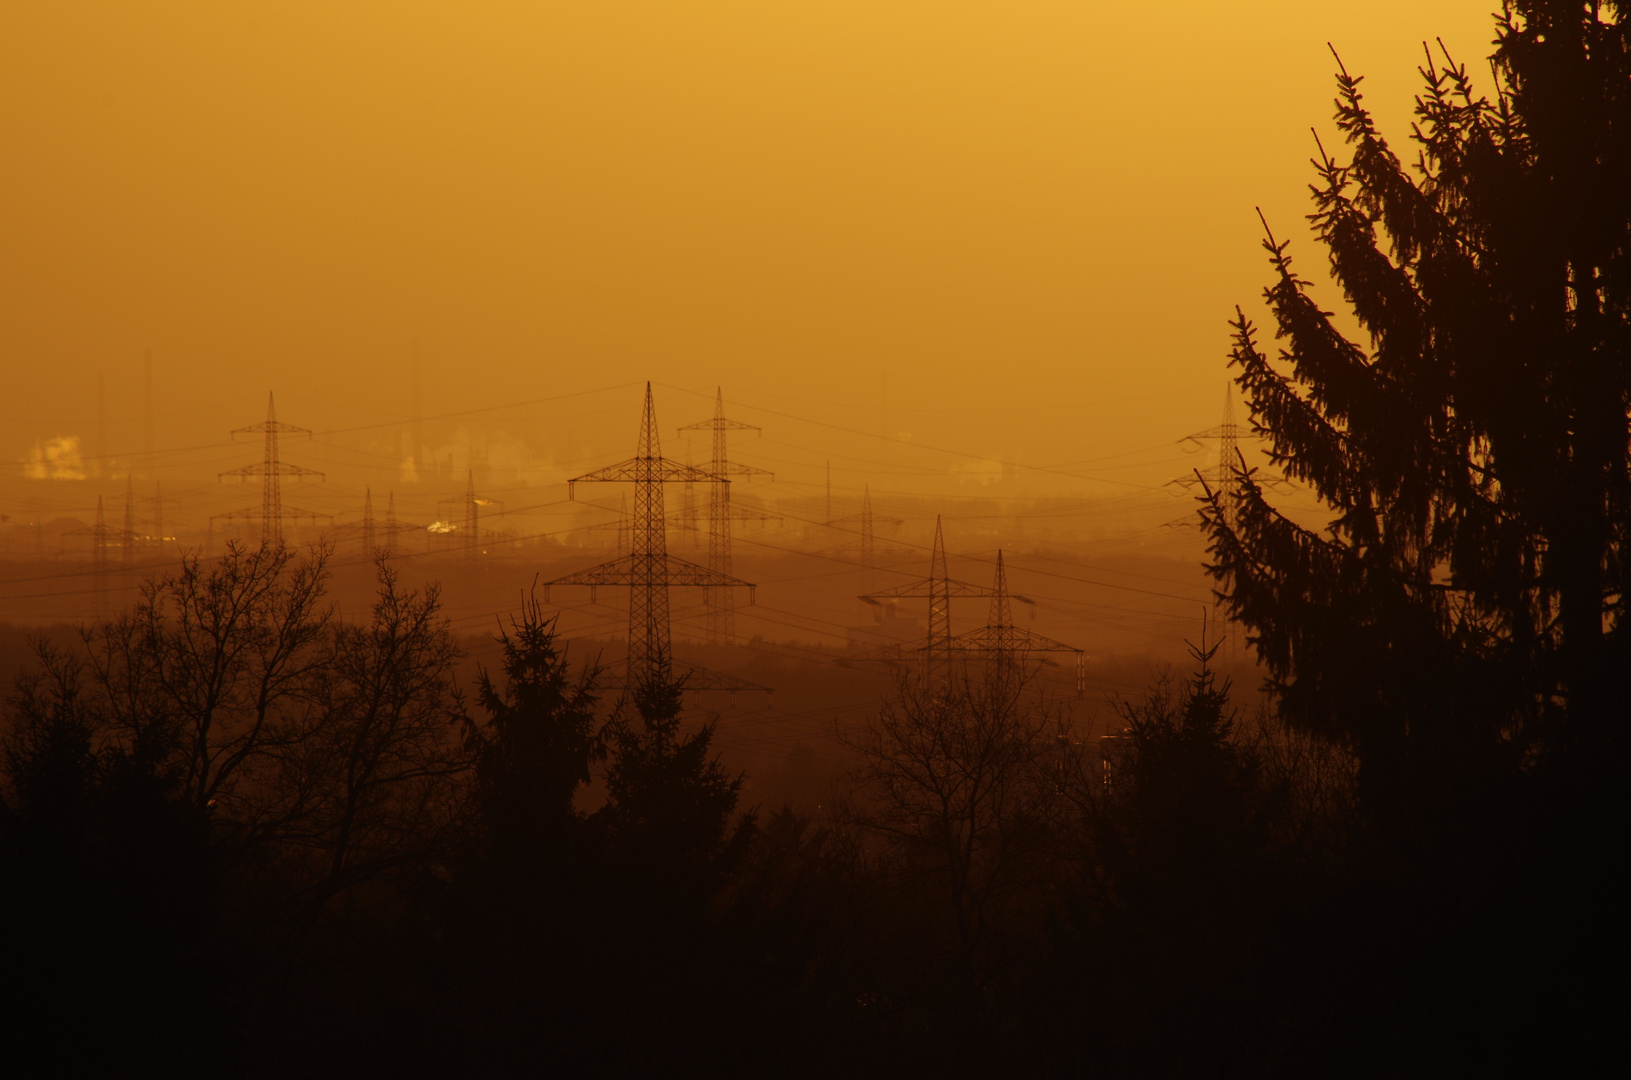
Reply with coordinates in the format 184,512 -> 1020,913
2,1 -> 1498,517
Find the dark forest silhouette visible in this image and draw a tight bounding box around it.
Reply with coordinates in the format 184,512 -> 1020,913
3,4 -> 1627,1075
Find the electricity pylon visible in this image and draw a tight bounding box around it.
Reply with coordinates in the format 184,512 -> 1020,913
1168,383 -> 1290,517
678,388 -> 772,644
64,495 -> 120,616
682,451 -> 697,545
546,384 -> 759,690
121,476 -> 135,568
151,481 -> 165,558
946,550 -> 1085,696
1167,383 -> 1280,659
216,393 -> 330,547
94,497 -> 109,618
581,493 -> 636,556
1169,383 -> 1244,511
857,515 -> 992,685
828,483 -> 902,563
439,472 -> 500,562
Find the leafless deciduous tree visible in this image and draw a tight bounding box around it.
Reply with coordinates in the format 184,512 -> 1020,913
289,558 -> 470,919
844,670 -> 1069,980
84,542 -> 333,848
62,544 -> 472,919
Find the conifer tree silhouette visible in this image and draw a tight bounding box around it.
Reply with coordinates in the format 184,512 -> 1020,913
1204,2 -> 1631,806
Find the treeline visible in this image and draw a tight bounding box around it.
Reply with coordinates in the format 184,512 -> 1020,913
9,5 -> 1627,1071
2,542 -> 1611,1077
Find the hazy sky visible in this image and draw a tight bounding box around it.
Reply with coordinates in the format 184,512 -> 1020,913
2,1 -> 1499,507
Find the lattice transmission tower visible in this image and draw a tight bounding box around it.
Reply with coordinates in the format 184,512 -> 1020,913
215,393 -> 330,547
1167,383 -> 1285,660
682,450 -> 698,545
1169,383 -> 1247,516
93,496 -> 109,619
438,472 -> 501,563
828,483 -> 902,563
151,481 -> 165,558
945,550 -> 1085,696
121,477 -> 135,568
545,384 -> 760,690
584,494 -> 632,554
857,515 -> 992,686
678,388 -> 772,644
64,496 -> 116,616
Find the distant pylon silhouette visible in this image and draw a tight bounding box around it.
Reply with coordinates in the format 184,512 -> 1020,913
363,487 -> 376,552
828,483 -> 902,563
438,473 -> 501,562
1170,383 -> 1245,510
1168,383 -> 1273,659
546,384 -> 757,688
151,481 -> 165,558
682,446 -> 699,547
678,388 -> 772,644
121,477 -> 135,568
858,516 -> 992,685
93,496 -> 109,619
217,393 -> 329,547
1169,382 -> 1290,518
946,550 -> 1085,696
583,494 -> 632,553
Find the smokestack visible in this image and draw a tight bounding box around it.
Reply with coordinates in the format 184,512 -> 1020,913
96,370 -> 107,478
879,369 -> 887,445
411,340 -> 423,481
93,496 -> 108,619
122,476 -> 134,567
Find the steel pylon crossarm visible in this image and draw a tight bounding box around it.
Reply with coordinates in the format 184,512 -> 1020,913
219,462 -> 324,480
567,458 -> 716,491
543,553 -> 755,599
857,577 -> 992,601
945,624 -> 1086,695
